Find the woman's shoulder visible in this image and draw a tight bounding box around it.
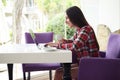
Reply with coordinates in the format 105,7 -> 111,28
82,25 -> 93,32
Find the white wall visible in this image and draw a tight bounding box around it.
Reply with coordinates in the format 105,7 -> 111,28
99,0 -> 120,32
80,0 -> 120,32
80,0 -> 99,33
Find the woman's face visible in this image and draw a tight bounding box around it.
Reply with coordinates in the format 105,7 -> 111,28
65,15 -> 74,28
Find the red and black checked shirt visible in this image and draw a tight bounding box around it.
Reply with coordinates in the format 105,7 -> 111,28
58,25 -> 99,60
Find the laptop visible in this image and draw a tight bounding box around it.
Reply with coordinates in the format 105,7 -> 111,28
29,29 -> 39,46
29,29 -> 47,49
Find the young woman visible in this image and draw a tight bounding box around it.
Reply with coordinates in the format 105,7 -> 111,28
46,6 -> 99,80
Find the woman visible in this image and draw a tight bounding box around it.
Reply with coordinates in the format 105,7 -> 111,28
46,6 -> 99,80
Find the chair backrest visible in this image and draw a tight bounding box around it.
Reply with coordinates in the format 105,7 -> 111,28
78,57 -> 120,80
25,32 -> 54,43
106,33 -> 120,58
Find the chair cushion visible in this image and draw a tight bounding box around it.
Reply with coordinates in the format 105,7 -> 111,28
23,63 -> 60,72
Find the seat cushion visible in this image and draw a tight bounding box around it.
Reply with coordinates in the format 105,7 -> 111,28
23,63 -> 60,72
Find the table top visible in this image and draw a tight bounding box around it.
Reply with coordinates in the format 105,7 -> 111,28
0,44 -> 72,63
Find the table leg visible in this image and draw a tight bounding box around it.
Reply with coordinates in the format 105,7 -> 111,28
7,64 -> 13,80
63,63 -> 72,80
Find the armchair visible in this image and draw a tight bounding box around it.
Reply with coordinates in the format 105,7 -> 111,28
23,32 -> 60,80
78,33 -> 120,80
78,57 -> 120,80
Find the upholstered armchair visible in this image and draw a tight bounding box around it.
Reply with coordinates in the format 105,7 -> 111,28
78,33 -> 120,80
78,57 -> 120,80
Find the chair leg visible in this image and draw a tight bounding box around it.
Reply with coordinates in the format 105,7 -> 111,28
49,70 -> 52,80
23,72 -> 26,80
27,72 -> 31,80
7,64 -> 13,80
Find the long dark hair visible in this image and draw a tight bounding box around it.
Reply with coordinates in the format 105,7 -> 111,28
66,6 -> 89,28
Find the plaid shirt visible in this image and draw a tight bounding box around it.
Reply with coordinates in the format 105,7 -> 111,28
58,26 -> 99,60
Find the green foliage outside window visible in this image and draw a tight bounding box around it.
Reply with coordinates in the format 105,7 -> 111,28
46,13 -> 75,39
2,0 -> 6,6
34,0 -> 80,39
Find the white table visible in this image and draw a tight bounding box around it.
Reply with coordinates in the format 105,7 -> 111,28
0,44 -> 72,63
0,44 -> 72,80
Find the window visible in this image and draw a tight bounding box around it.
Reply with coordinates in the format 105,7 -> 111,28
0,0 -> 80,44
34,0 -> 80,39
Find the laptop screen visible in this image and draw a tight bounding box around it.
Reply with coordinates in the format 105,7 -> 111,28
29,29 -> 39,46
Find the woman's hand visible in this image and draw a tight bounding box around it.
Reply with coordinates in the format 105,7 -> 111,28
45,42 -> 59,47
45,38 -> 67,47
58,38 -> 66,43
